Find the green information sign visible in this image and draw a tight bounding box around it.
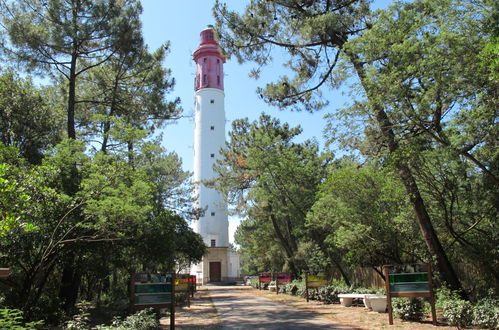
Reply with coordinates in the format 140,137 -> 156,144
384,264 -> 436,326
135,293 -> 172,305
131,273 -> 173,308
389,272 -> 428,283
135,283 -> 172,294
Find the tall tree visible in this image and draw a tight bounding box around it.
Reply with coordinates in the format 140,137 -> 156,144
0,0 -> 143,139
213,114 -> 324,274
213,0 -> 494,294
0,71 -> 63,164
80,43 -> 181,153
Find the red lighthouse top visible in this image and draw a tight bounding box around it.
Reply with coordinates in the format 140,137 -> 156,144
193,26 -> 226,91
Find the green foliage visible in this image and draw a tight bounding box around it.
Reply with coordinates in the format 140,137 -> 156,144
472,297 -> 499,329
392,298 -> 425,322
215,0 -> 497,295
99,308 -> 158,330
65,301 -> 92,329
0,71 -> 62,164
437,287 -> 499,328
306,161 -> 419,269
441,299 -> 474,328
216,114 -> 324,275
0,308 -> 43,329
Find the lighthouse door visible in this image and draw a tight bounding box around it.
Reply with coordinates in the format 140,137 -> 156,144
209,262 -> 221,282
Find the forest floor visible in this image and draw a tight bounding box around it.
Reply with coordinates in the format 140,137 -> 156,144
160,286 -> 457,329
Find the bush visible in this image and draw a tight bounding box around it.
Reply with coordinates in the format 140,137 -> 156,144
472,297 -> 499,329
98,308 -> 159,330
0,308 -> 44,329
280,280 -> 306,297
436,287 -> 498,328
392,298 -> 425,321
441,299 -> 473,328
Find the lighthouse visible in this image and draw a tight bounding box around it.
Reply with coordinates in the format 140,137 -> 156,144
191,26 -> 239,284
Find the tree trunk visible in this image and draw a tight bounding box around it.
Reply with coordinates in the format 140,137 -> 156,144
347,52 -> 465,297
58,255 -> 82,312
102,74 -> 121,153
67,53 -> 77,140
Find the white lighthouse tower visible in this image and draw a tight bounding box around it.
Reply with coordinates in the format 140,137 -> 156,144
191,26 -> 239,284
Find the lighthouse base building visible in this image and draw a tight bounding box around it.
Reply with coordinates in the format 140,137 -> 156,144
192,247 -> 240,284
190,26 -> 240,285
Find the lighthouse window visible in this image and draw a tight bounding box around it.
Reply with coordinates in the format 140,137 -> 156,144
210,99 -> 214,104
203,57 -> 207,63
203,74 -> 207,83
211,212 -> 215,216
210,126 -> 215,130
217,75 -> 220,85
210,153 -> 215,158
211,239 -> 216,247
217,59 -> 220,64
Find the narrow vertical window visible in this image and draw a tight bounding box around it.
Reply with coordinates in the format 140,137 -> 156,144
211,239 -> 216,247
203,74 -> 207,83
217,75 -> 220,85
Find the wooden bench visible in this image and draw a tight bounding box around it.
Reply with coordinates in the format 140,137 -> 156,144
338,293 -> 387,312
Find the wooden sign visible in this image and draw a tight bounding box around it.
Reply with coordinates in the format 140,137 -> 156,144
384,264 -> 437,325
130,272 -> 175,329
175,274 -> 191,307
259,272 -> 271,290
0,268 -> 10,279
275,272 -> 291,295
305,272 -> 327,302
175,274 -> 190,292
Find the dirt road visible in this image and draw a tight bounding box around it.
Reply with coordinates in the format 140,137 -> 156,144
162,286 -> 455,329
207,286 -> 354,329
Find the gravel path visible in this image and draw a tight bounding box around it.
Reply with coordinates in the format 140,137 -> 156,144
207,286 -> 356,330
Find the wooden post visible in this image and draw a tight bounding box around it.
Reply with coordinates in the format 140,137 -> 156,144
305,272 -> 309,302
384,266 -> 394,325
0,268 -> 10,279
428,265 -> 437,325
275,273 -> 279,295
170,272 -> 175,330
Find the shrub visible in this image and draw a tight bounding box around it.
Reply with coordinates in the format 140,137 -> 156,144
98,308 -> 158,330
441,299 -> 473,328
0,308 -> 44,329
392,298 -> 425,321
65,301 -> 92,329
472,297 -> 499,329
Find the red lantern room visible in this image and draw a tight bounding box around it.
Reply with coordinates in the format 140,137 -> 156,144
193,26 -> 226,91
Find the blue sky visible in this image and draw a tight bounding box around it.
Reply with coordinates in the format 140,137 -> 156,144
139,0 -> 390,242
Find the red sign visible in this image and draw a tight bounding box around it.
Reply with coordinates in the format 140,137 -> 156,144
276,272 -> 291,285
259,272 -> 271,283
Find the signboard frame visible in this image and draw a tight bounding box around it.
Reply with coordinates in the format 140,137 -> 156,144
258,272 -> 271,290
175,274 -> 191,307
275,272 -> 291,295
305,271 -> 327,302
383,264 -> 437,325
130,272 -> 175,329
189,275 -> 196,297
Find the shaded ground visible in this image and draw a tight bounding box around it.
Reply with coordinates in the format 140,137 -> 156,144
161,286 -> 456,329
